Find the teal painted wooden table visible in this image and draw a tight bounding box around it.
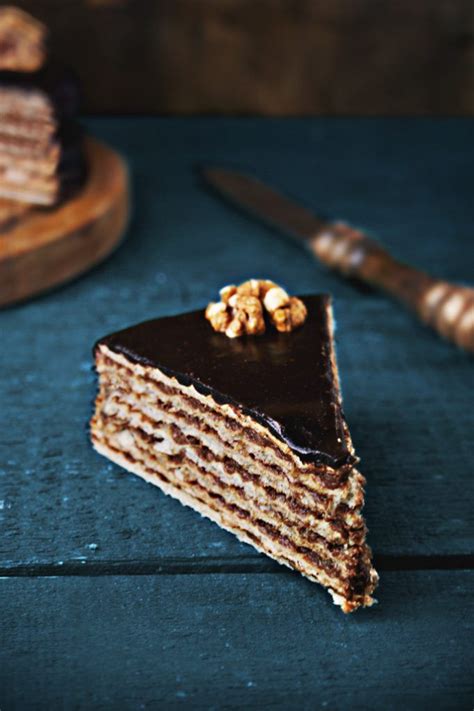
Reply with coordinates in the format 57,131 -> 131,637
1,118 -> 473,710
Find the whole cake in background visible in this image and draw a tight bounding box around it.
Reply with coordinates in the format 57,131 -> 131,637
0,6 -> 84,206
91,280 -> 378,612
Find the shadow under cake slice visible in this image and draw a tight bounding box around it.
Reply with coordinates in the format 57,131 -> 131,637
91,294 -> 378,612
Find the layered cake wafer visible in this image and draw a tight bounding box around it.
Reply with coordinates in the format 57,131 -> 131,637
91,283 -> 378,612
0,64 -> 83,205
0,9 -> 84,205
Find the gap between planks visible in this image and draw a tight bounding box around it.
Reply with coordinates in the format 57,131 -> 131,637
0,553 -> 473,578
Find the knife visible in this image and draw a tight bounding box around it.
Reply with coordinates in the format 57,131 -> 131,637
200,166 -> 474,354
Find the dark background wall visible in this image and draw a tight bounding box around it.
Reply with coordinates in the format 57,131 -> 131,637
12,0 -> 474,115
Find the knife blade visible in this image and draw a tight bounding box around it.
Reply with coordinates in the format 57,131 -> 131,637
200,166 -> 327,240
200,165 -> 474,353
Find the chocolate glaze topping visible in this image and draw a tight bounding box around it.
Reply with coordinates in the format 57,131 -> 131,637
0,61 -> 81,118
98,295 -> 354,468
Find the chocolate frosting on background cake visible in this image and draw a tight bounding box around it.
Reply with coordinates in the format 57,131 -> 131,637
0,61 -> 81,118
98,294 -> 354,467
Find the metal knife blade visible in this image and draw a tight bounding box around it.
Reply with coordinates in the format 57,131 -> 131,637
200,166 -> 328,241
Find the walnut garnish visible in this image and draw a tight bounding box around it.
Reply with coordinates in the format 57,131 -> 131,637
263,286 -> 290,313
219,284 -> 237,304
205,279 -> 307,337
270,296 -> 308,333
205,301 -> 231,333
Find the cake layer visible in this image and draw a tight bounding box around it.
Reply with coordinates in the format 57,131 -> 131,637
0,183 -> 55,204
0,122 -> 84,205
0,130 -> 57,155
0,166 -> 83,204
0,151 -> 59,177
0,143 -> 60,177
0,176 -> 83,205
0,116 -> 56,142
0,88 -> 55,122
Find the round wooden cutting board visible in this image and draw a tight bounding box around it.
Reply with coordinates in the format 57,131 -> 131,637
0,137 -> 129,307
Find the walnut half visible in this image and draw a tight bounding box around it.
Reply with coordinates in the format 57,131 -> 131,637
205,279 -> 307,337
269,296 -> 308,333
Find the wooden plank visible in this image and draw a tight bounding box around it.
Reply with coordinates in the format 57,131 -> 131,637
1,118 -> 473,569
1,571 -> 472,709
12,0 -> 474,115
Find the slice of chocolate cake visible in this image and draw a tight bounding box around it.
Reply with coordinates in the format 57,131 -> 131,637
0,64 -> 83,205
0,120 -> 84,204
91,291 -> 378,612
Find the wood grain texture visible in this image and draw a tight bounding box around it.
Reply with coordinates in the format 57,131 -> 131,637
10,0 -> 474,115
0,137 -> 129,307
0,118 -> 472,573
1,571 -> 473,709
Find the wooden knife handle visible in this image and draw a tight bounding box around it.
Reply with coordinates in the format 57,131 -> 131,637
311,223 -> 474,353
